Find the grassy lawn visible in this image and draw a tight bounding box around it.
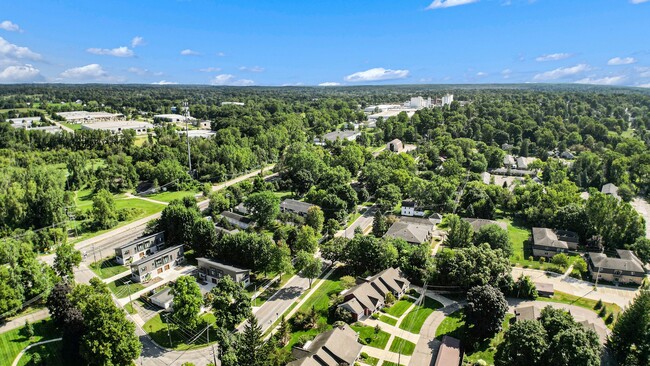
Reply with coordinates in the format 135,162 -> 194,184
107,275 -> 145,299
273,191 -> 294,199
59,121 -> 82,131
351,324 -> 391,349
285,269 -> 345,349
0,319 -> 59,366
540,291 -> 622,327
383,297 -> 416,317
502,218 -> 577,272
436,309 -> 514,365
17,340 -> 64,366
379,315 -> 398,326
346,212 -> 362,227
399,297 -> 443,333
89,256 -> 129,279
144,190 -> 198,203
359,352 -> 380,366
143,313 -> 216,350
389,336 -> 416,356
382,362 -> 404,366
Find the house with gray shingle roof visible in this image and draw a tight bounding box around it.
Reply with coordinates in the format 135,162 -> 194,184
588,249 -> 646,285
601,183 -> 620,200
337,267 -> 410,321
280,199 -> 316,217
531,227 -> 579,258
463,218 -> 507,232
288,324 -> 363,366
384,218 -> 435,245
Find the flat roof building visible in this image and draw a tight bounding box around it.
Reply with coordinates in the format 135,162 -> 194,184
315,130 -> 360,145
130,245 -> 184,283
81,120 -> 153,135
178,130 -> 217,138
56,111 -> 124,123
434,336 -> 462,366
115,232 -> 165,265
153,114 -> 195,123
196,258 -> 251,286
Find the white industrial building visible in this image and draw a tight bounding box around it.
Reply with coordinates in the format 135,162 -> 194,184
153,114 -> 196,123
81,120 -> 153,135
56,111 -> 124,123
178,130 -> 217,138
408,96 -> 432,109
221,102 -> 245,106
442,94 -> 454,106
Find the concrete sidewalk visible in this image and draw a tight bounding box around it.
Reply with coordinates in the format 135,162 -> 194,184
0,309 -> 50,334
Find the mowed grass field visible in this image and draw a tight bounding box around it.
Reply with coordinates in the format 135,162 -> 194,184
0,319 -> 59,366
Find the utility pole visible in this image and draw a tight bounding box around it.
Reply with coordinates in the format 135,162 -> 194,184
165,313 -> 172,347
126,280 -> 133,305
183,101 -> 193,177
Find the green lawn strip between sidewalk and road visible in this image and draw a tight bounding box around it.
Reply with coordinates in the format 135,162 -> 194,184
540,291 -> 622,327
389,336 -> 416,356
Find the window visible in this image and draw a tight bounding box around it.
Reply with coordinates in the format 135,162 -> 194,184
124,250 -> 130,256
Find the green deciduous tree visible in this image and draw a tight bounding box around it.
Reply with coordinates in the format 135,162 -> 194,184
210,276 -> 251,329
495,320 -> 548,366
474,224 -> 511,256
294,251 -> 321,288
53,242 -> 82,279
171,276 -> 203,329
305,206 -> 325,234
465,285 -> 508,340
434,244 -> 512,289
91,189 -> 117,230
609,290 -> 650,365
244,191 -> 280,227
443,214 -> 474,249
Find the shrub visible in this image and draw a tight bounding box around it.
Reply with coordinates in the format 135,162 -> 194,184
595,299 -> 603,310
539,257 -> 546,264
371,313 -> 380,320
528,256 -> 534,262
606,312 -> 615,325
599,307 -> 607,318
295,334 -> 315,348
551,253 -> 570,269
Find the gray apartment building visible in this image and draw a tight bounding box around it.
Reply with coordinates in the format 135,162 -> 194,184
130,245 -> 184,283
114,232 -> 165,265
196,258 -> 251,286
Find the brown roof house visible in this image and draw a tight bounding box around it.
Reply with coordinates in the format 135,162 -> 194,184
531,227 -> 579,258
337,268 -> 410,321
384,218 -> 435,245
288,324 -> 363,366
434,335 -> 462,366
588,249 -> 646,285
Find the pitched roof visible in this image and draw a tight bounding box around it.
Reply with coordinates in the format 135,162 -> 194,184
220,210 -> 253,224
588,250 -> 645,273
338,298 -> 364,315
150,287 -> 174,304
601,183 -> 620,199
532,227 -> 570,249
384,221 -> 433,244
280,199 -> 315,214
288,324 -> 362,366
504,155 -> 516,166
463,218 -> 507,232
514,305 -> 540,321
344,268 -> 410,312
434,336 -> 462,366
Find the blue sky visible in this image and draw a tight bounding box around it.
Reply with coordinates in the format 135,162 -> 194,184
0,0 -> 649,87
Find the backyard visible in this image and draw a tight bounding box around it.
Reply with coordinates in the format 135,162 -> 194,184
89,256 -> 129,279
144,312 -> 217,350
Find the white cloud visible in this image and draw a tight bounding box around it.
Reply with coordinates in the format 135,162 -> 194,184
638,83 -> 650,88
639,68 -> 650,78
476,71 -> 488,77
533,64 -> 590,81
151,80 -> 178,85
0,37 -> 41,60
607,57 -> 636,65
535,53 -> 572,62
210,74 -> 254,86
0,20 -> 21,32
180,49 -> 200,56
127,67 -> 162,76
344,67 -> 409,82
216,52 -> 225,57
631,0 -> 649,4
0,64 -> 41,82
501,69 -> 512,79
319,82 -> 341,86
87,46 -> 134,57
239,66 -> 265,73
575,75 -> 627,85
427,0 -> 479,10
199,67 -> 221,72
60,64 -> 107,79
131,36 -> 145,48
